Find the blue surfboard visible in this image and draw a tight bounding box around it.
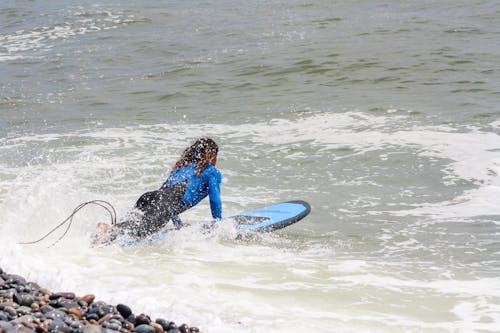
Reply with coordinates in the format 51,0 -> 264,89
231,200 -> 311,233
114,200 -> 311,246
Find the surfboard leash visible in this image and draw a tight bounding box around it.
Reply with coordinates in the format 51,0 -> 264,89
17,200 -> 117,247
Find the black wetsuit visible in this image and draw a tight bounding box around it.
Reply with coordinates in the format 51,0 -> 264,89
109,163 -> 222,242
112,181 -> 190,240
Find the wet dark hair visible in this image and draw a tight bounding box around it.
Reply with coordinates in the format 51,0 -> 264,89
172,137 -> 219,176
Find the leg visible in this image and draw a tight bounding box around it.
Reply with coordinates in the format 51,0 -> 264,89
93,222 -> 112,246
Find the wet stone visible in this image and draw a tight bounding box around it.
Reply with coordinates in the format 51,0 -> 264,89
0,301 -> 18,309
102,304 -> 114,315
3,305 -> 17,317
14,292 -> 35,306
110,314 -> 123,321
179,324 -> 190,333
116,304 -> 132,318
33,312 -> 44,319
1,291 -> 15,300
50,292 -> 76,300
13,314 -> 35,324
97,313 -> 113,324
108,318 -> 122,325
136,313 -> 151,326
31,303 -> 40,312
44,309 -> 66,320
136,324 -> 156,333
103,322 -> 121,331
0,310 -> 10,321
126,314 -> 136,325
121,320 -> 134,331
82,324 -> 101,333
40,304 -> 54,314
17,305 -> 33,315
85,313 -> 99,321
27,281 -> 41,290
155,319 -> 170,331
89,304 -> 114,318
68,308 -> 83,320
12,323 -> 35,333
71,321 -> 83,329
151,322 -> 164,333
39,288 -> 51,296
48,318 -> 66,331
49,299 -> 60,307
37,323 -> 49,333
58,299 -> 80,309
0,321 -> 13,332
80,294 -> 95,305
7,274 -> 27,285
77,300 -> 88,308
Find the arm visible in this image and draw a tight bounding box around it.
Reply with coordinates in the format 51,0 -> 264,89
171,215 -> 183,228
208,168 -> 222,219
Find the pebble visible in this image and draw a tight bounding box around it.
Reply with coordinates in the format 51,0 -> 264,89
136,324 -> 156,333
40,304 -> 54,314
155,319 -> 170,331
3,306 -> 17,317
86,313 -> 99,321
0,267 -> 202,333
50,292 -> 76,300
14,293 -> 35,306
44,309 -> 66,320
136,313 -> 151,326
16,306 -> 33,315
7,274 -> 27,284
103,322 -> 121,331
0,321 -> 13,332
116,304 -> 132,318
68,307 -> 82,320
12,314 -> 34,324
48,318 -> 66,331
0,312 -> 9,321
151,321 -> 165,333
179,324 -> 189,333
98,313 -> 113,324
82,324 -> 101,333
80,294 -> 95,305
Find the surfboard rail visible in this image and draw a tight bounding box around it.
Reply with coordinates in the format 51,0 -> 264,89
234,200 -> 311,232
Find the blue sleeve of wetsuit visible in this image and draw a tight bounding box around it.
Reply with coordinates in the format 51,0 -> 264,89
208,169 -> 222,219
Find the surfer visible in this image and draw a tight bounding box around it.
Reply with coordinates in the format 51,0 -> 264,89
94,137 -> 222,244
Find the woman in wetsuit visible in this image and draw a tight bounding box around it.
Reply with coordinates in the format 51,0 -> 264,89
95,137 -> 222,244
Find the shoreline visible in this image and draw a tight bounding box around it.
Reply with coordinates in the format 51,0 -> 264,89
0,267 -> 201,333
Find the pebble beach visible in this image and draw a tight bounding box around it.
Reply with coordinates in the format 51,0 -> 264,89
0,268 -> 200,333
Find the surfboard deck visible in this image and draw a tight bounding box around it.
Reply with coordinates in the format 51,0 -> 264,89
231,200 -> 311,233
111,200 -> 311,246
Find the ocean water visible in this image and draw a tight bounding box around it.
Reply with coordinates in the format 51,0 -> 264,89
1,0 -> 500,332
